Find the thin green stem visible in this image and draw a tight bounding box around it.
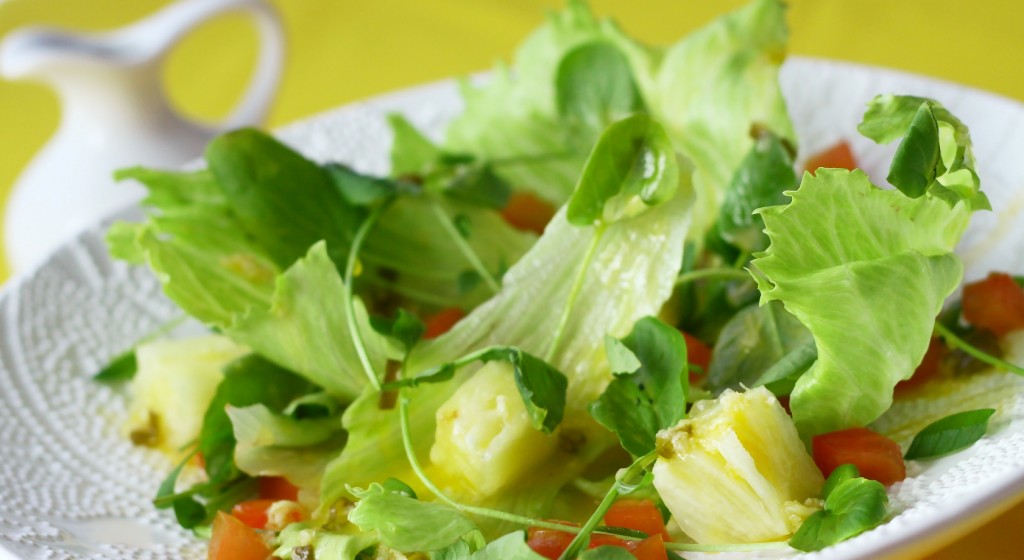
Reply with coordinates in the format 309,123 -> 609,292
934,322 -> 1024,376
546,226 -> 606,362
558,486 -> 621,560
429,199 -> 501,294
345,205 -> 390,391
674,267 -> 753,287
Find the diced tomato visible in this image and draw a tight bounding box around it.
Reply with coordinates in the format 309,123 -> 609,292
208,511 -> 270,560
962,272 -> 1024,337
681,332 -> 712,381
257,476 -> 299,501
424,307 -> 465,339
231,499 -> 276,530
812,427 -> 906,486
803,141 -> 857,175
527,520 -> 664,560
895,337 -> 946,395
500,191 -> 557,235
603,499 -> 670,541
526,527 -> 576,560
625,534 -> 668,560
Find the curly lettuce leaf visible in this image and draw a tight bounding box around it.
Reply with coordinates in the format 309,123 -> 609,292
348,483 -> 479,553
752,169 -> 973,437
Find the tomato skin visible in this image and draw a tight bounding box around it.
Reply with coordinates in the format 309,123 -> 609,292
681,332 -> 712,382
424,308 -> 465,339
231,499 -> 275,529
500,191 -> 557,235
603,499 -> 670,542
626,535 -> 668,560
962,272 -> 1024,337
812,427 -> 906,486
527,519 -> 665,559
526,527 -> 575,560
895,337 -> 946,395
803,141 -> 857,175
257,476 -> 299,501
208,511 -> 270,560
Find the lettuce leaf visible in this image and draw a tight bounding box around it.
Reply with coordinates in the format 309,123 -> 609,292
627,0 -> 793,237
752,168 -> 972,438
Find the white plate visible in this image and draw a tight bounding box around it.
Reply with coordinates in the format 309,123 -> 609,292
2,57 -> 1024,560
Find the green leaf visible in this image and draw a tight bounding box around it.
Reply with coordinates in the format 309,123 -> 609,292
752,168 -> 973,439
904,408 -> 996,460
706,301 -> 814,394
205,128 -> 359,269
348,484 -> 478,552
470,532 -> 545,560
590,316 -> 688,456
444,163 -> 512,210
886,102 -> 940,198
478,347 -> 569,434
822,464 -> 860,500
556,41 -> 642,137
858,94 -> 987,210
93,349 -> 137,384
388,113 -> 443,177
274,524 -> 378,560
715,131 -> 797,253
753,340 -> 817,391
604,335 -> 641,375
789,477 -> 888,552
325,163 -> 407,206
199,354 -> 317,483
381,477 -> 418,499
431,539 -> 474,560
579,547 -> 637,560
567,114 -> 679,226
371,308 -> 426,354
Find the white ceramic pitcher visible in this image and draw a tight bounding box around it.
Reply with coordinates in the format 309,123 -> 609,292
0,0 -> 285,273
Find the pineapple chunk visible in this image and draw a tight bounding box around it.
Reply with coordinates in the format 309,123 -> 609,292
125,335 -> 249,456
653,386 -> 823,543
430,361 -> 559,498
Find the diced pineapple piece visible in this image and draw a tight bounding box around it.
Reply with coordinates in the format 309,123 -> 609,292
430,361 -> 559,498
653,386 -> 823,543
125,335 -> 249,456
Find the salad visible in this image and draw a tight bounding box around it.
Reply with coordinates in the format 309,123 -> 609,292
96,0 -> 1024,558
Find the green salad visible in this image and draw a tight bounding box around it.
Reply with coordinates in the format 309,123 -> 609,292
98,0 -> 1024,558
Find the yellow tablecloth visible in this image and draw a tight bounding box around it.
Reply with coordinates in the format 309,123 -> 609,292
1,1 -> 1022,557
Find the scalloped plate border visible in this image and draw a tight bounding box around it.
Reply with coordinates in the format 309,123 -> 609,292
2,57 -> 1024,560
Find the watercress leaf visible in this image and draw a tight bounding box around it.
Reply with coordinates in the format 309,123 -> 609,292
556,41 -> 642,138
199,354 -> 317,483
470,531 -> 546,560
445,163 -> 512,210
171,496 -> 207,529
458,270 -> 484,295
93,349 -> 137,384
821,463 -> 860,500
325,163 -> 405,206
706,301 -> 814,394
886,102 -> 940,198
348,484 -> 478,552
590,378 -> 660,457
716,131 -> 797,253
579,546 -> 636,560
388,113 -> 443,177
604,335 -> 642,375
381,363 -> 457,390
371,308 -> 426,354
591,316 -> 688,456
205,128 -> 359,270
567,114 -> 679,226
904,408 -> 996,460
789,477 -> 887,552
478,347 -> 569,434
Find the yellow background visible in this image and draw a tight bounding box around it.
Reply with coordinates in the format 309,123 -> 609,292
0,0 -> 1022,557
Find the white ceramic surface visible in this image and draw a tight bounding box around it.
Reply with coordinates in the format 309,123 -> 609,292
0,0 -> 285,273
1,58 -> 1024,559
